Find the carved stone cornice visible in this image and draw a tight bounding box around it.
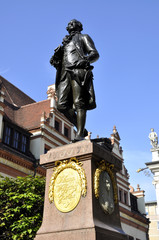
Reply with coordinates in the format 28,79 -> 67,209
0,148 -> 46,176
0,149 -> 33,169
47,87 -> 55,98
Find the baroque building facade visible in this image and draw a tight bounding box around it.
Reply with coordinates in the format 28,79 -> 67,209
0,76 -> 74,178
0,76 -> 149,239
111,126 -> 149,240
145,129 -> 159,240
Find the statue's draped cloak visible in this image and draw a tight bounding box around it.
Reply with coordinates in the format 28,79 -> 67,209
55,33 -> 99,110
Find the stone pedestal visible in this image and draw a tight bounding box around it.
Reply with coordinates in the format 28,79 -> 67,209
35,139 -> 127,240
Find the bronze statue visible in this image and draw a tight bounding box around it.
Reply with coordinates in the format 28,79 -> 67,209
50,19 -> 99,141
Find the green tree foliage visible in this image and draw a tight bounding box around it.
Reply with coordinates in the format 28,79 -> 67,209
0,175 -> 45,240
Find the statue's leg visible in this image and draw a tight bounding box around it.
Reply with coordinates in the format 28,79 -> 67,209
57,74 -> 88,140
60,108 -> 88,138
71,79 -> 87,140
61,109 -> 77,127
75,109 -> 86,140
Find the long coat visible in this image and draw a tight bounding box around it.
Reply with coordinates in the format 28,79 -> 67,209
52,33 -> 99,110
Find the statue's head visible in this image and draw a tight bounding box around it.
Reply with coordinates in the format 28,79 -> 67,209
66,19 -> 83,34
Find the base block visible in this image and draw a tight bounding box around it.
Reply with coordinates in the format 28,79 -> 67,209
35,227 -> 127,240
35,139 -> 128,240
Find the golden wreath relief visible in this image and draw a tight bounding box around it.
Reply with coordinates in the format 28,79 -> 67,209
94,160 -> 118,204
49,157 -> 87,212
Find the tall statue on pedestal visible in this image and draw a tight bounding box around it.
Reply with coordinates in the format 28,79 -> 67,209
50,19 -> 99,141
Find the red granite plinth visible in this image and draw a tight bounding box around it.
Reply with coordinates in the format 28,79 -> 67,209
35,140 -> 127,240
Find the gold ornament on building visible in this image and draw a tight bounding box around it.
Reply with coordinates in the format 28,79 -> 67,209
94,160 -> 118,204
49,157 -> 87,212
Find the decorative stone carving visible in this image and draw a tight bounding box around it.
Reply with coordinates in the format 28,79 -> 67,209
49,157 -> 87,212
47,87 -> 55,99
149,128 -> 158,149
99,171 -> 114,214
94,160 -> 118,215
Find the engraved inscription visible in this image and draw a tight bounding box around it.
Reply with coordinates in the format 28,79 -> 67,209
41,141 -> 92,164
54,168 -> 81,212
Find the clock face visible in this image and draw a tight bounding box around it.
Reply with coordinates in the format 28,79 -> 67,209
99,171 -> 114,214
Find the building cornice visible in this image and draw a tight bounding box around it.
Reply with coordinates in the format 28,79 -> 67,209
41,127 -> 69,145
120,216 -> 148,233
119,206 -> 149,224
0,147 -> 45,176
145,161 -> 159,166
116,174 -> 130,186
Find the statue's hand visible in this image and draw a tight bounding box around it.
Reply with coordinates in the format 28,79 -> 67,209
76,59 -> 89,68
50,56 -> 61,69
50,46 -> 63,68
50,56 -> 54,66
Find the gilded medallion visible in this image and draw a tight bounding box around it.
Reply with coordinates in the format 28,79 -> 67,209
94,160 -> 118,214
54,168 -> 81,212
49,158 -> 87,213
99,171 -> 114,214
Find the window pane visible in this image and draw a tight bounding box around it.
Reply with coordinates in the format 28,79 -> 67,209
4,127 -> 11,145
55,121 -> 59,131
21,135 -> 27,152
124,192 -> 127,204
128,236 -> 134,240
119,189 -> 122,202
130,194 -> 138,212
13,131 -> 19,149
64,127 -> 69,137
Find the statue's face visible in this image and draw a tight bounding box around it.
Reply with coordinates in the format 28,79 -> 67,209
67,20 -> 78,33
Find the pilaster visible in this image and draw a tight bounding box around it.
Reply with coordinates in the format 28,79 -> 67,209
146,131 -> 159,214
146,160 -> 159,214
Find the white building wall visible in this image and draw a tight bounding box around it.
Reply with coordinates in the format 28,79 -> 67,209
0,89 -> 5,140
152,169 -> 159,215
151,149 -> 159,162
156,180 -> 159,215
121,222 -> 147,240
30,137 -> 44,159
0,114 -> 4,140
137,197 -> 146,215
44,125 -> 69,144
112,141 -> 120,156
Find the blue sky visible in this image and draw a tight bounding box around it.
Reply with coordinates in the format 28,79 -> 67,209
1,0 -> 159,201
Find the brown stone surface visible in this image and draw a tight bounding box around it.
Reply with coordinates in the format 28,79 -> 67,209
37,156 -> 94,235
40,140 -> 122,170
35,140 -> 127,240
35,227 -> 126,240
35,228 -> 96,240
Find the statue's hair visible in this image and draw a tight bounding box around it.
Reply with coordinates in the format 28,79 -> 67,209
66,19 -> 83,32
